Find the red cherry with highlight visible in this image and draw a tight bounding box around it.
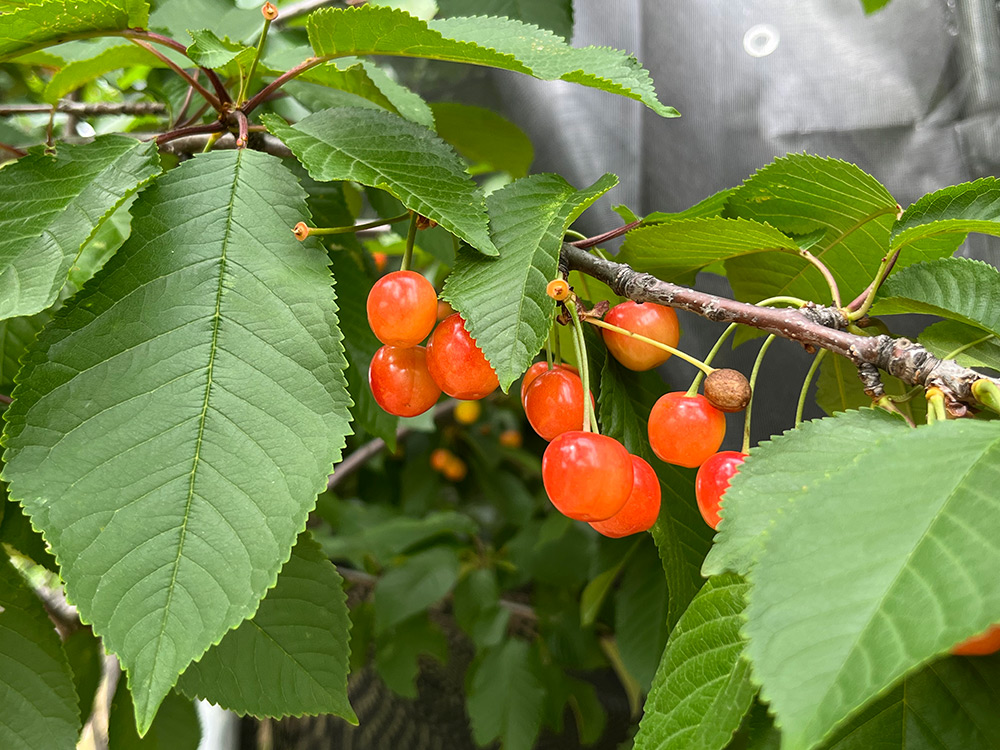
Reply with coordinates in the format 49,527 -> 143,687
694,451 -> 746,530
425,313 -> 499,400
590,455 -> 661,537
602,300 -> 680,371
648,392 -> 726,468
368,345 -> 441,417
542,431 -> 633,521
520,361 -> 578,405
366,270 -> 438,347
524,369 -> 593,441
951,624 -> 1000,656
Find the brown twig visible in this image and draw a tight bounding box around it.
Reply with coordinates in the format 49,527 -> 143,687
241,56 -> 326,114
562,243 -> 1000,409
233,109 -> 250,148
0,142 -> 27,158
570,219 -> 642,249
118,29 -> 232,106
0,101 -> 167,117
154,120 -> 226,147
128,39 -> 222,112
158,131 -> 292,157
847,246 -> 902,314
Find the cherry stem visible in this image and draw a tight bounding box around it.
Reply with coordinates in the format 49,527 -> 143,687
201,131 -> 222,153
795,349 -> 827,428
798,249 -> 841,308
240,15 -> 273,104
127,39 -> 222,112
586,318 -> 714,375
972,379 -> 1000,414
571,220 -> 643,249
943,333 -> 996,361
302,212 -> 410,237
742,334 -> 777,454
401,211 -> 418,272
545,329 -> 554,369
567,300 -> 595,433
846,247 -> 903,320
233,109 -> 249,148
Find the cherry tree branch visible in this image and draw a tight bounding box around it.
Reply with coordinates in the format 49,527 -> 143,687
0,101 -> 167,117
562,243 -> 1000,413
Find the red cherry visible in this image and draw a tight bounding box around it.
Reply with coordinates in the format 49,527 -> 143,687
520,361 -> 578,405
951,624 -> 1000,656
366,270 -> 438,347
648,392 -> 726,468
602,300 -> 680,371
695,451 -> 746,530
368,345 -> 441,417
590,455 -> 661,537
542,431 -> 633,521
425,313 -> 499,400
523,369 -> 594,441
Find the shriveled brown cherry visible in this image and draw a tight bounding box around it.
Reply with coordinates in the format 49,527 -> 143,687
590,455 -> 661,537
368,345 -> 441,417
542,431 -> 633,521
694,451 -> 746,530
523,368 -> 593,441
648,392 -> 726,468
366,270 -> 438,347
425,313 -> 499,400
602,300 -> 680,371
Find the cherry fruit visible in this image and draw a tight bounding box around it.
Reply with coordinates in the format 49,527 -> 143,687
542,431 -> 633,521
648,392 -> 726,468
524,369 -> 593,441
426,313 -> 499,400
951,624 -> 1000,656
366,270 -> 438,347
369,345 -> 441,417
602,300 -> 680,371
590,455 -> 661,537
520,361 -> 578,406
695,451 -> 746,530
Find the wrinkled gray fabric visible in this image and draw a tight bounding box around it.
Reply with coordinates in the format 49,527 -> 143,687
484,0 -> 1000,441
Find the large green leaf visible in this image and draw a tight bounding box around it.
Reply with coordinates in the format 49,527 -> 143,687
177,532 -> 355,721
1,150 -> 353,733
0,137 -> 161,322
617,217 -> 799,287
306,6 -> 677,117
0,557 -> 80,750
890,177 -> 1000,251
264,107 -> 497,255
872,258 -> 1000,336
0,0 -> 148,60
442,173 -> 616,390
920,320 -> 1000,373
743,419 -> 1000,750
635,574 -> 756,750
108,684 -> 199,750
42,43 -> 170,102
466,639 -> 546,750
702,410 -> 907,577
615,541 -> 669,691
723,155 -> 960,304
431,102 -> 533,177
373,546 -> 460,633
1,314 -> 47,393
436,0 -> 574,39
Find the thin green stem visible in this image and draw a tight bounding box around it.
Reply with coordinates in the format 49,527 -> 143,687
586,318 -> 714,375
795,349 -> 827,428
926,390 -> 947,424
401,211 -> 418,272
201,131 -> 222,153
564,229 -> 588,242
305,212 -> 410,236
688,324 -> 739,396
847,247 -> 902,321
798,249 -> 841,307
545,330 -> 554,369
943,333 -> 996,361
552,323 -> 563,365
240,16 -> 273,104
742,335 -> 776,454
567,301 -> 595,433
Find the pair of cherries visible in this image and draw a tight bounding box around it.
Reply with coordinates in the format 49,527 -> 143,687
367,271 -> 498,418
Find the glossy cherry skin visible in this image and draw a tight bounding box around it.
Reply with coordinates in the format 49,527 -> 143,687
648,392 -> 727,468
524,369 -> 593,441
951,624 -> 1000,656
695,451 -> 746,530
425,313 -> 499,400
602,300 -> 681,371
542,431 -> 633,521
590,455 -> 662,537
520,361 -> 578,405
368,345 -> 441,417
366,270 -> 438,347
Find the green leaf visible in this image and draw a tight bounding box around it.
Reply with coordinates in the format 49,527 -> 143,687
872,257 -> 1000,336
642,187 -> 736,224
176,532 -> 355,721
321,510 -> 475,567
743,419 -> 1000,750
860,0 -> 892,13
890,177 -> 1000,251
598,357 -> 664,461
635,574 -> 756,750
0,557 -> 80,750
64,627 -> 103,721
328,251 -> 399,448
108,685 -> 199,750
373,612 -> 448,698
453,568 -> 510,649
0,0 -> 149,60
1,493 -> 58,572
615,541 -> 669,691
42,43 -> 169,102
442,173 -> 617,390
373,546 -> 460,633
920,320 -> 1000,372
466,639 -> 545,750
264,107 -> 497,255
307,6 -> 677,117
436,0 -> 574,39
1,150 -> 353,734
580,540 -> 637,628
0,136 -> 161,321
617,217 -> 799,286
1,313 -> 47,393
185,29 -> 254,70
702,409 -> 908,577
431,102 -> 534,177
